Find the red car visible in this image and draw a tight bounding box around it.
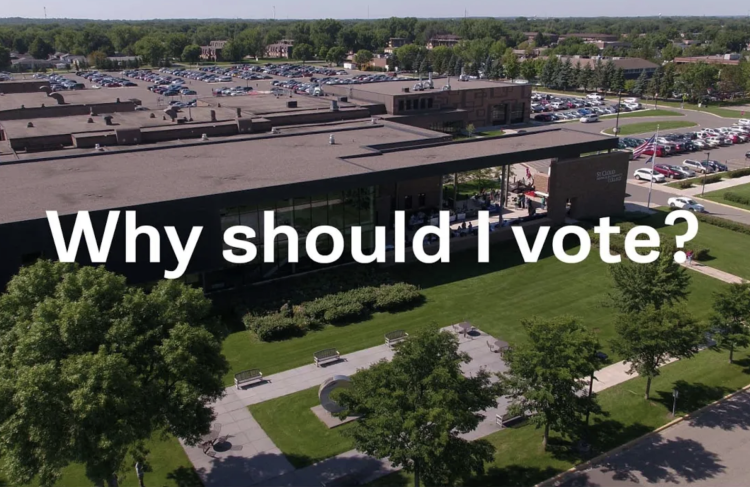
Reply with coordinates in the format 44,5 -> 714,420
641,145 -> 667,157
654,164 -> 683,179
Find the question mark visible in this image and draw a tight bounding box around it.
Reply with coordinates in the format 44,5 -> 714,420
665,210 -> 699,263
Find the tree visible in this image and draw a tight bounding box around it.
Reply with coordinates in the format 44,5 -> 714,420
633,69 -> 649,96
181,44 -> 202,64
611,67 -> 626,93
592,58 -> 605,91
28,37 -> 54,60
134,36 -> 165,67
534,32 -> 547,48
0,261 -> 228,487
87,50 -> 108,68
679,62 -> 719,102
354,49 -> 374,70
221,41 -> 245,62
709,283 -> 750,363
612,306 -> 705,399
325,46 -> 347,66
520,59 -> 537,82
608,244 -> 691,314
540,56 -> 557,88
501,317 -> 601,449
502,49 -> 520,81
647,65 -> 664,99
580,63 -> 594,91
572,60 -> 583,90
335,330 -> 499,487
0,45 -> 11,69
602,60 -> 616,92
164,33 -> 189,60
555,58 -> 573,91
293,43 -> 314,64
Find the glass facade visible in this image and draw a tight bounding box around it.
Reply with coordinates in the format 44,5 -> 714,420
214,186 -> 377,287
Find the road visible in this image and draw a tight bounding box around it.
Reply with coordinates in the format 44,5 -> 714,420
559,389 -> 750,487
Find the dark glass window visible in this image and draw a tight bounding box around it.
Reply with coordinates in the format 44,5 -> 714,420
418,193 -> 426,207
404,195 -> 413,210
398,99 -> 404,111
427,98 -> 434,109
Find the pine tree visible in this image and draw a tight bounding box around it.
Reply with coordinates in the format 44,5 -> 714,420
660,64 -> 676,99
540,56 -> 556,88
647,65 -> 664,98
593,58 -> 605,91
633,69 -> 648,96
611,67 -> 626,93
580,63 -> 594,91
602,61 -> 616,92
572,61 -> 583,90
446,54 -> 456,76
555,58 -> 573,91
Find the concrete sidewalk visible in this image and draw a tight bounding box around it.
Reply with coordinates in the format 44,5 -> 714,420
682,174 -> 750,197
682,262 -> 748,284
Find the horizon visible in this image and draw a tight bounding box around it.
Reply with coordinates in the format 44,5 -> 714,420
1,0 -> 749,22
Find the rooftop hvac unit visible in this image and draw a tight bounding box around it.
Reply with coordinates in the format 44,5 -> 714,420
401,87 -> 410,93
286,100 -> 298,108
201,134 -> 209,141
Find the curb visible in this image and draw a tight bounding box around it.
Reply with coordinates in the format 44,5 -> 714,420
535,382 -> 750,487
693,196 -> 750,215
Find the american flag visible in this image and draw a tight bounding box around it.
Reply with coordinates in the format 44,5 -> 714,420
631,135 -> 657,160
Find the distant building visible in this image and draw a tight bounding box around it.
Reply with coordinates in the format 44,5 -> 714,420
558,33 -> 619,43
385,37 -> 408,54
266,39 -> 294,59
200,40 -> 228,61
426,35 -> 461,50
523,32 -> 559,44
673,54 -> 743,66
556,56 -> 658,79
591,41 -> 631,51
10,56 -> 54,71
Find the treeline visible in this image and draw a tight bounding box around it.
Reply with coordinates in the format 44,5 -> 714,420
1,16 -> 749,64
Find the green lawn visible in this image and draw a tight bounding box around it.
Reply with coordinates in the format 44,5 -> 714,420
0,433 -> 200,487
657,100 -> 748,119
476,130 -> 505,137
604,120 -> 697,136
636,208 -> 750,281
221,239 -> 724,386
369,346 -> 750,487
701,182 -> 750,212
249,387 -> 355,468
600,109 -> 684,119
443,179 -> 502,200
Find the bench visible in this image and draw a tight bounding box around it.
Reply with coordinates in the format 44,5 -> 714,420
496,412 -> 526,428
234,369 -> 263,389
314,348 -> 341,367
385,330 -> 409,348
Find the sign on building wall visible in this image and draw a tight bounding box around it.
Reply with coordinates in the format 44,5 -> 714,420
596,169 -> 623,183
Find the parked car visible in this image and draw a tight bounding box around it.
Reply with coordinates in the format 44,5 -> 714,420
580,114 -> 598,123
670,165 -> 696,178
634,168 -> 665,182
707,160 -> 728,172
534,113 -> 553,122
668,197 -> 706,213
683,159 -> 714,174
654,164 -> 683,179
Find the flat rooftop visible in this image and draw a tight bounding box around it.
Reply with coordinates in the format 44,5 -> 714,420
0,89 -> 143,111
1,107 -> 241,138
344,79 -> 518,96
0,125 -> 615,225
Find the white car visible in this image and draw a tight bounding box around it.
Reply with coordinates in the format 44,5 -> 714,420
668,197 -> 706,213
580,114 -> 599,123
634,168 -> 665,182
738,119 -> 750,126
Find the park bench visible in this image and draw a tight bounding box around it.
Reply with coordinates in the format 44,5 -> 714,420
314,348 -> 341,367
496,411 -> 527,428
385,330 -> 409,348
234,369 -> 263,389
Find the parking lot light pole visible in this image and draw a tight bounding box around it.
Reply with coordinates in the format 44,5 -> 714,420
703,151 -> 710,195
672,389 -> 679,417
613,90 -> 623,136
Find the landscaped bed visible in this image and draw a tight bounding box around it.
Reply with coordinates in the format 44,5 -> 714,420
603,120 -> 697,136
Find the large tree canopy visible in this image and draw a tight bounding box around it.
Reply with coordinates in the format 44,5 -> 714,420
0,261 -> 228,487
335,329 -> 500,487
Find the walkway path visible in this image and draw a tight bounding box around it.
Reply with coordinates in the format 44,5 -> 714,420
682,262 -> 748,284
683,174 -> 750,197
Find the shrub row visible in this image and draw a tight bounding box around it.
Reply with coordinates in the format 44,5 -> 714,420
723,192 -> 750,207
244,283 -> 423,341
672,207 -> 750,236
727,167 -> 750,179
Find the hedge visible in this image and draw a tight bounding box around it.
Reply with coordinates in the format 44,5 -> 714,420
244,283 -> 424,341
727,167 -> 750,179
724,192 -> 750,207
691,247 -> 711,261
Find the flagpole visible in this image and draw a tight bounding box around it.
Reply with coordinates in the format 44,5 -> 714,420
647,125 -> 660,209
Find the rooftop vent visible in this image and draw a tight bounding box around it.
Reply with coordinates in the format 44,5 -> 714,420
402,87 -> 410,93
26,122 -> 33,128
103,115 -> 113,126
271,127 -> 280,134
329,134 -> 335,145
286,100 -> 298,109
330,100 -> 339,112
87,117 -> 94,123
94,144 -> 104,151
201,134 -> 209,141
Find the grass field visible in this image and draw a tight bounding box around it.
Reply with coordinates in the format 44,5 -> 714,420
701,182 -> 750,211
368,346 -> 750,487
629,208 -> 750,280
249,387 -> 355,468
600,109 -> 684,119
603,120 -> 697,136
656,100 -> 748,119
220,234 -> 726,386
0,433 -> 200,487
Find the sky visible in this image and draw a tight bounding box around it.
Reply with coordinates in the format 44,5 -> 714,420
2,0 -> 748,21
